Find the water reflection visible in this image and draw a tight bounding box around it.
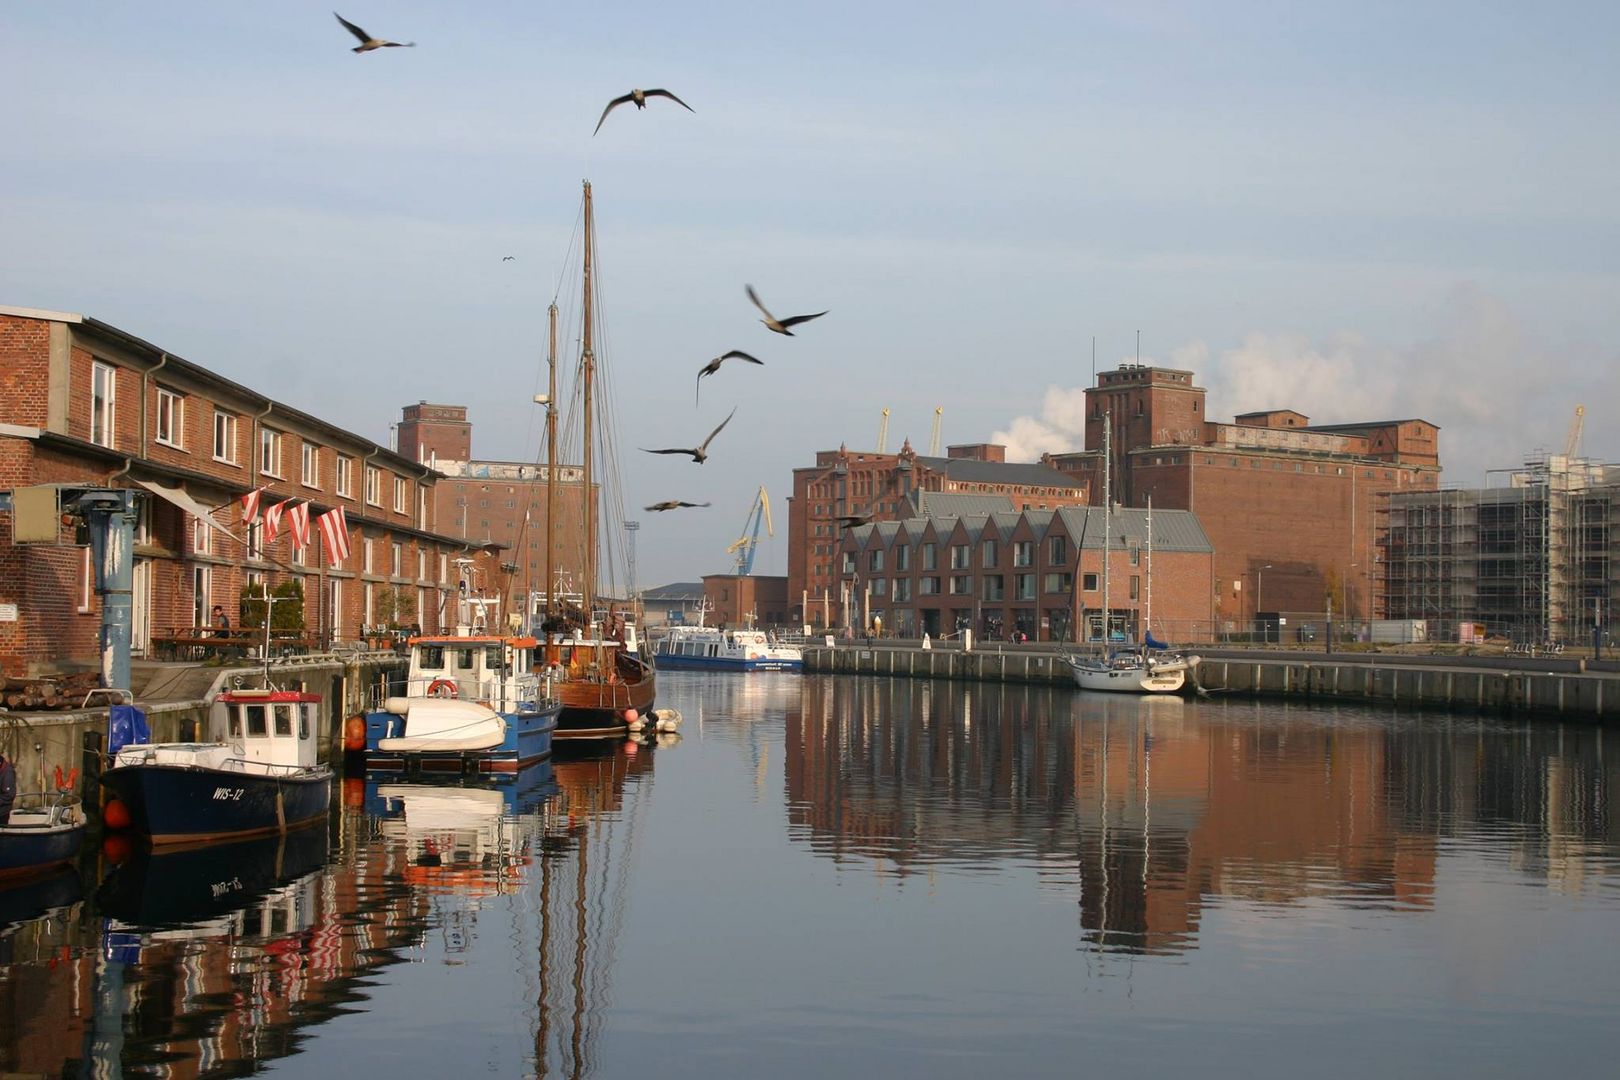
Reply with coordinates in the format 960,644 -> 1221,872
788,677 -> 1620,955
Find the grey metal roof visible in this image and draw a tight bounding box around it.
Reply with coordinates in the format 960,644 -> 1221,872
915,455 -> 1084,488
910,491 -> 1017,516
1054,506 -> 1211,552
642,581 -> 705,600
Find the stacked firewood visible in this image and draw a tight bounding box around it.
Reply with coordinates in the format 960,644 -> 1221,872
1,672 -> 103,711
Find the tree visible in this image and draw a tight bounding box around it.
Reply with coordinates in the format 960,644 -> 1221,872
376,586 -> 416,629
240,579 -> 304,631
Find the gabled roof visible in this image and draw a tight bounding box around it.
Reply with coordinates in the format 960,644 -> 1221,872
910,491 -> 1017,517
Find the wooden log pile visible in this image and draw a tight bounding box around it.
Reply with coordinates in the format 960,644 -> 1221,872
1,672 -> 103,711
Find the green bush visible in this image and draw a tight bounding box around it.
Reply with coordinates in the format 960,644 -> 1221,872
240,579 -> 305,631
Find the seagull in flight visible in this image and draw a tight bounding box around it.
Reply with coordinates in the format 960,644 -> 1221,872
640,407 -> 737,465
696,350 -> 763,404
334,12 -> 415,52
645,500 -> 712,512
502,256 -> 515,262
746,285 -> 827,336
835,512 -> 874,530
594,88 -> 694,135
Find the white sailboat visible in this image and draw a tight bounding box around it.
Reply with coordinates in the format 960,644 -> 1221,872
1067,417 -> 1198,694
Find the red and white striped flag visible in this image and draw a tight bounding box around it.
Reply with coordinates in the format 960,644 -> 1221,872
317,506 -> 350,567
263,500 -> 287,544
287,501 -> 311,551
241,486 -> 267,524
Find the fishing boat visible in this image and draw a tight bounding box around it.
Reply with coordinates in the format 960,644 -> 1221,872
1067,417 -> 1198,695
652,621 -> 803,672
534,181 -> 657,738
0,791 -> 85,881
102,602 -> 333,844
356,583 -> 561,775
102,682 -> 332,843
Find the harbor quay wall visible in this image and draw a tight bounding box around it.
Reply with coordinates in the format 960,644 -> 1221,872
802,645 -> 1620,721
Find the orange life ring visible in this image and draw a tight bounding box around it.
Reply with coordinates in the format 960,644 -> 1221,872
427,678 -> 458,699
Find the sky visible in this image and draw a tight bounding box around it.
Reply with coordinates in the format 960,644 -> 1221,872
4,1 -> 1618,589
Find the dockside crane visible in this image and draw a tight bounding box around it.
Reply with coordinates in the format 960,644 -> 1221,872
877,408 -> 891,454
929,406 -> 943,456
725,486 -> 774,575
1564,404 -> 1586,458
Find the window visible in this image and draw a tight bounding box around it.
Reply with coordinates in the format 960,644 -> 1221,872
155,387 -> 183,448
301,443 -> 320,488
394,476 -> 408,513
260,428 -> 282,477
392,542 -> 402,577
982,540 -> 998,567
91,362 -> 116,448
922,543 -> 937,570
192,515 -> 211,555
1013,541 -> 1033,567
983,575 -> 1004,601
1130,575 -> 1140,600
871,578 -> 887,596
1043,572 -> 1072,594
244,705 -> 267,737
1049,535 -> 1067,565
336,454 -> 354,498
1130,546 -> 1140,567
418,487 -> 429,529
868,550 -> 884,572
842,552 -> 856,574
1015,573 -> 1036,600
365,466 -> 382,507
1083,572 -> 1099,591
950,544 -> 970,569
418,549 -> 426,580
893,578 -> 911,602
364,582 -> 375,627
950,575 -> 972,595
246,521 -> 263,561
274,705 -> 294,736
214,410 -> 239,464
895,546 -> 910,572
920,576 -> 940,595
192,565 -> 211,627
439,553 -> 449,583
363,537 -> 374,573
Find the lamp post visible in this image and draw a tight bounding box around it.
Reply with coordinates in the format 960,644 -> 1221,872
1256,564 -> 1273,642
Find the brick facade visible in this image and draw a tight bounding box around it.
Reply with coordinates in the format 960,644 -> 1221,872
0,306 -> 493,678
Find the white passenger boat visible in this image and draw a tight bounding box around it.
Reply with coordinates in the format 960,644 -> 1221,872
652,624 -> 803,673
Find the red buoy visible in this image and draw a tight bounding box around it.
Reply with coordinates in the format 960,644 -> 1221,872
103,798 -> 132,831
102,832 -> 134,865
343,714 -> 367,752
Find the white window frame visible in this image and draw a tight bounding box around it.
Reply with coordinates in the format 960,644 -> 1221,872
363,537 -> 374,574
365,466 -> 382,508
91,361 -> 117,448
391,542 -> 402,578
260,428 -> 282,478
336,455 -> 354,498
301,443 -> 321,489
79,548 -> 94,613
418,487 -> 429,529
193,515 -> 211,555
417,549 -> 426,580
246,521 -> 263,561
439,553 -> 448,583
155,387 -> 183,449
393,476 -> 408,514
192,565 -> 212,628
214,410 -> 239,464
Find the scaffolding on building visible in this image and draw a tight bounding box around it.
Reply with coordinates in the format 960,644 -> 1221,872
1379,453 -> 1619,645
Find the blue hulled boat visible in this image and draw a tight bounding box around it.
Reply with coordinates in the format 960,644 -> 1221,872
101,686 -> 332,845
0,792 -> 85,882
357,632 -> 560,776
652,625 -> 803,672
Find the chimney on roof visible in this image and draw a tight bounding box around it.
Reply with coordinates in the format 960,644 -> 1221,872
946,443 -> 1006,462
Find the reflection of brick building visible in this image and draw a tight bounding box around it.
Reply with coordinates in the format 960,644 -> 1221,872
396,402 -> 591,622
1046,364 -> 1442,626
1,306 -> 474,676
788,441 -> 1088,624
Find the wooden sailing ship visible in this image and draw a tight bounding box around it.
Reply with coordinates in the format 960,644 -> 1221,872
537,180 -> 657,738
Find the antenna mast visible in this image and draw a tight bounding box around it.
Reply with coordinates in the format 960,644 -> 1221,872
545,301 -> 558,621
581,180 -> 596,622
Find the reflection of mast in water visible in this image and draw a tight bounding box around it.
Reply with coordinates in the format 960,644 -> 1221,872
535,745 -> 656,1079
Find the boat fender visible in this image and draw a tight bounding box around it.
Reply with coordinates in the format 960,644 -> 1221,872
103,798 -> 132,831
624,707 -> 644,730
427,678 -> 458,699
384,697 -> 411,716
343,715 -> 367,751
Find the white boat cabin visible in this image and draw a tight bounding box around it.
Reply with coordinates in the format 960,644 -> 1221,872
212,689 -> 322,770
404,635 -> 544,713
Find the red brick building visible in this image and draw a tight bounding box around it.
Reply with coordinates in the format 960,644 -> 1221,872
396,402 -> 591,625
788,441 -> 1089,625
702,573 -> 790,630
0,305 -> 486,677
838,504 -> 1213,641
1047,364 -> 1442,627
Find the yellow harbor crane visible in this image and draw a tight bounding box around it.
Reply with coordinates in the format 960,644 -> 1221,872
725,486 -> 773,575
876,408 -> 891,454
1564,404 -> 1585,458
929,406 -> 943,456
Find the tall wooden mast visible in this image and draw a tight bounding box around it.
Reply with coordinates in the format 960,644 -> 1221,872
580,180 -> 596,622
545,301 -> 558,621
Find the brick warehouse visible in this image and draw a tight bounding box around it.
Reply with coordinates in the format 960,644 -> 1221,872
1046,363 -> 1442,629
839,505 -> 1214,641
396,402 -> 591,626
0,305 -> 494,678
787,440 -> 1089,625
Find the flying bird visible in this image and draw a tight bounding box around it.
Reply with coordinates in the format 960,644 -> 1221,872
640,407 -> 737,465
695,349 -> 763,404
746,285 -> 827,336
334,12 -> 415,52
645,500 -> 712,512
835,513 -> 874,530
594,88 -> 694,135
502,256 -> 515,262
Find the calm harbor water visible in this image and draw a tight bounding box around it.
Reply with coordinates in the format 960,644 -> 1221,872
4,672 -> 1619,1077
